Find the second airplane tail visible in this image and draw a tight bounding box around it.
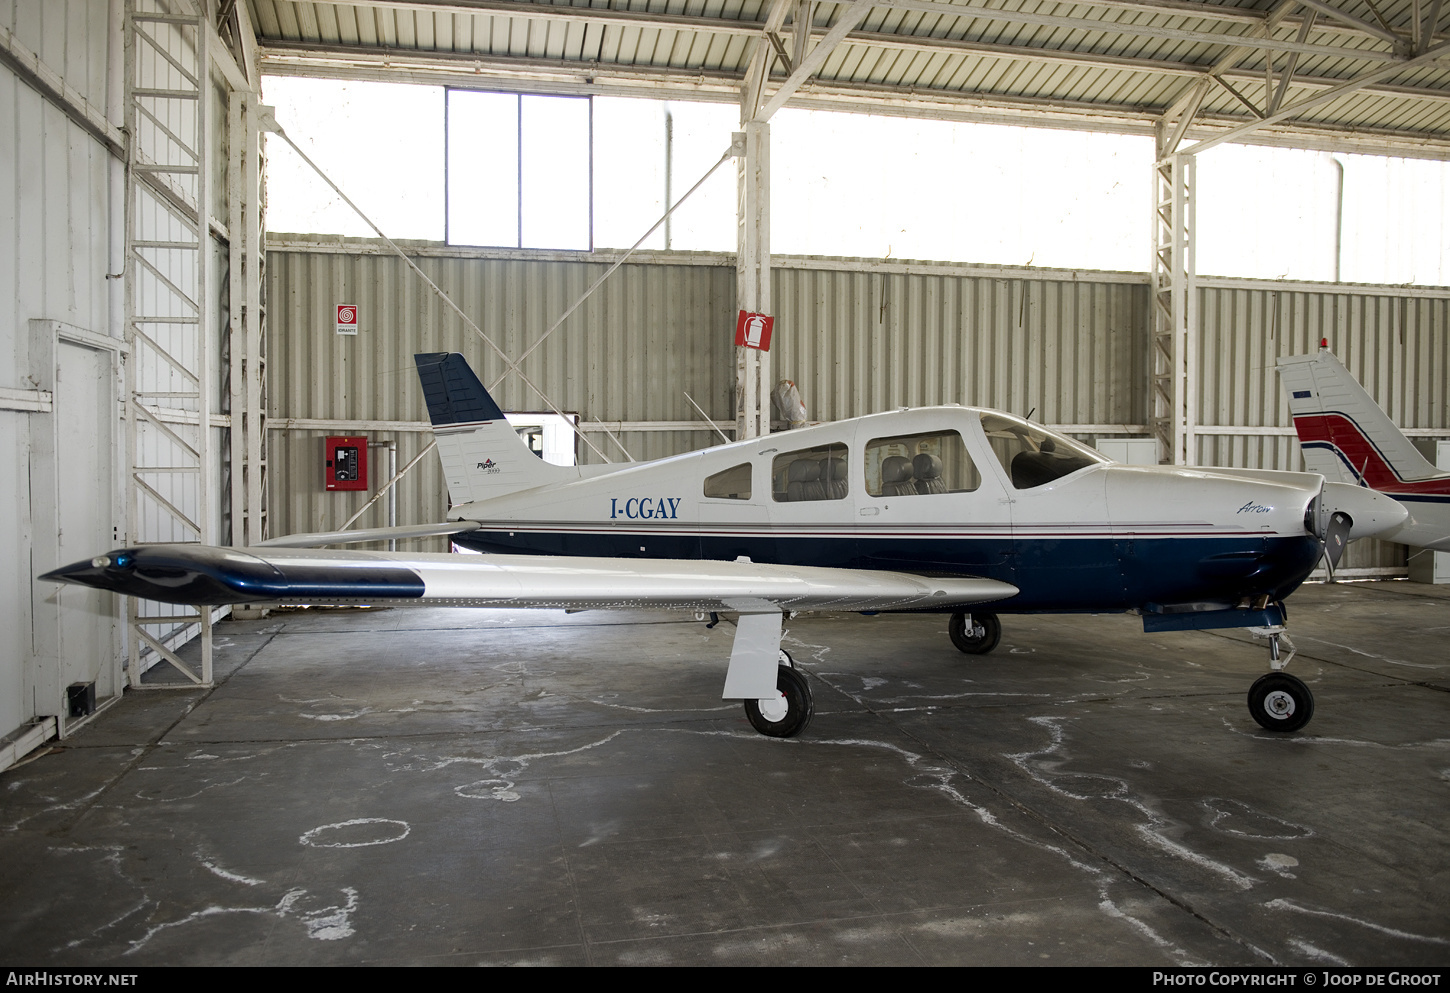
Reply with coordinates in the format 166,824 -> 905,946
1276,343 -> 1440,488
414,352 -> 575,508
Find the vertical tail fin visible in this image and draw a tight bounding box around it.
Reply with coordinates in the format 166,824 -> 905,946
414,353 -> 573,507
1277,345 -> 1439,488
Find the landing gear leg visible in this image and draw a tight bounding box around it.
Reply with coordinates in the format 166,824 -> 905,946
723,612 -> 814,738
1246,626 -> 1314,732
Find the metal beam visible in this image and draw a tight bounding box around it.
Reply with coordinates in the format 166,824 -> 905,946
1269,10 -> 1320,116
742,0 -> 793,121
1182,37 -> 1450,155
300,0 -> 764,37
298,0 -> 1434,52
258,45 -> 1450,158
257,34 -> 1450,105
0,20 -> 125,157
1292,0 -> 1402,47
793,0 -> 814,69
1422,0 -> 1447,54
755,0 -> 876,122
1160,77 -> 1210,157
878,0 -> 1401,62
1156,0 -> 1299,133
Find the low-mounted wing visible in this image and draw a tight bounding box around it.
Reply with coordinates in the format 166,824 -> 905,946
41,544 -> 1019,614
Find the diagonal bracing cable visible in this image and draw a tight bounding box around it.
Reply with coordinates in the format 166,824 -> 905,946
488,146 -> 737,392
269,124 -> 617,463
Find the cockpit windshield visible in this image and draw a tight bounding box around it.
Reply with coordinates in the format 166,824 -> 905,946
978,412 -> 1109,489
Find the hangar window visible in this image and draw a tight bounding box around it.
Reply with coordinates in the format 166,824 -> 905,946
865,432 -> 979,497
772,445 -> 848,502
447,91 -> 593,250
704,463 -> 752,500
979,413 -> 1106,490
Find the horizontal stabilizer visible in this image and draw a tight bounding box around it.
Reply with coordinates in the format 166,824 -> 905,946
256,521 -> 483,548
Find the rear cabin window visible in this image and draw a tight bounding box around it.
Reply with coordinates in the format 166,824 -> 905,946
864,431 -> 979,497
771,444 -> 849,502
979,412 -> 1105,489
703,463 -> 752,500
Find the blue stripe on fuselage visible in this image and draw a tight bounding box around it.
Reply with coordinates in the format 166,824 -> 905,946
451,530 -> 1320,611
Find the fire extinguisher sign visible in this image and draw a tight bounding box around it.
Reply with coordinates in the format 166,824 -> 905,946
336,304 -> 358,336
735,311 -> 773,351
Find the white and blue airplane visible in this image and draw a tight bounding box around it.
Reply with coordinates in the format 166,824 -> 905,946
43,353 -> 1409,737
1279,342 -> 1450,553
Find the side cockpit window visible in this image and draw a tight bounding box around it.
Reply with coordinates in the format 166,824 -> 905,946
772,444 -> 848,502
864,431 -> 979,497
979,412 -> 1106,489
703,463 -> 752,500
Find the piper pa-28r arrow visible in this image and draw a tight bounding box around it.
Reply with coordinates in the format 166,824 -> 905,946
44,353 -> 1409,737
1279,341 -> 1450,553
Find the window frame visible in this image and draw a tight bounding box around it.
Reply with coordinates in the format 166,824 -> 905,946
444,90 -> 594,251
863,429 -> 980,499
770,444 -> 850,503
703,462 -> 754,501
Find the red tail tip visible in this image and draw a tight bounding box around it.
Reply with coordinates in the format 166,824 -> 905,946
1320,337 -> 1329,349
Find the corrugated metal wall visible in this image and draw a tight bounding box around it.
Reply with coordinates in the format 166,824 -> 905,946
265,244 -> 1449,575
772,265 -> 1146,424
265,244 -> 1149,539
1,0 -> 122,743
1196,280 -> 1450,572
265,245 -> 738,541
2,0 -> 239,750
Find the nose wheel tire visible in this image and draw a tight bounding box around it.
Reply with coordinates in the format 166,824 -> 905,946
1247,672 -> 1315,732
744,664 -> 814,738
949,611 -> 1002,655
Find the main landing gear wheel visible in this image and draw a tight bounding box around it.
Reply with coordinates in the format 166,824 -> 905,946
744,663 -> 814,738
1247,672 -> 1315,732
949,611 -> 1001,655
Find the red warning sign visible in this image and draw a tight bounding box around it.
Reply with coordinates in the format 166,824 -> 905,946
735,311 -> 773,351
336,304 -> 358,336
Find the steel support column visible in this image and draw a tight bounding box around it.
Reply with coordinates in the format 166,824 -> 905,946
1149,147 -> 1196,466
736,121 -> 771,440
123,0 -> 214,686
228,92 -> 267,546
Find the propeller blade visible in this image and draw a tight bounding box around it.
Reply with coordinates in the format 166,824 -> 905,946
1323,510 -> 1352,580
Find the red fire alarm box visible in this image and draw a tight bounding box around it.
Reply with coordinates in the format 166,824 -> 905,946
325,436 -> 368,491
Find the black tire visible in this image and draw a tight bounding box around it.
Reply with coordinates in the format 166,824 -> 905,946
949,611 -> 1002,655
778,648 -> 794,668
1247,672 -> 1315,732
744,664 -> 814,738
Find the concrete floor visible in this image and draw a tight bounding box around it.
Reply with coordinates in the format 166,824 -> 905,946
2,580 -> 1448,966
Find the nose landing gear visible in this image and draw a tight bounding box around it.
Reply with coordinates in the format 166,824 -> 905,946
1247,628 -> 1314,732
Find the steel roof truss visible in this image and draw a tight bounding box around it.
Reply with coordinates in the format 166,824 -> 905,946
756,0 -> 876,122
1269,9 -> 1319,115
311,0 -> 1418,63
1293,0 -> 1401,48
1185,34 -> 1450,153
1420,0 -> 1447,53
